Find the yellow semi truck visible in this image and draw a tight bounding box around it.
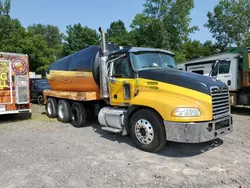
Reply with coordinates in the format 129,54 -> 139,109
43,27 -> 233,153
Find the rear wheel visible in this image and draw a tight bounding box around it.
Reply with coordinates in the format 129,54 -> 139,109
129,109 -> 166,153
46,97 -> 57,118
71,102 -> 87,128
57,99 -> 71,123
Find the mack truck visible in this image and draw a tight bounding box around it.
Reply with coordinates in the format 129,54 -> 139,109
0,52 -> 31,115
43,27 -> 233,153
177,47 -> 250,108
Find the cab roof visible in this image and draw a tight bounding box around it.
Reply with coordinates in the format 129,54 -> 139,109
109,47 -> 175,57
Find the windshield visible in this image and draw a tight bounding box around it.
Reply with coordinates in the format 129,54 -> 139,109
37,80 -> 49,87
130,52 -> 177,71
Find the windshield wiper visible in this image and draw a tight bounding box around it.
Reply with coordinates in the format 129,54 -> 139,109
164,65 -> 176,69
142,63 -> 161,69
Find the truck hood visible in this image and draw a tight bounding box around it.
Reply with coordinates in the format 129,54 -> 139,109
37,85 -> 51,90
138,68 -> 226,95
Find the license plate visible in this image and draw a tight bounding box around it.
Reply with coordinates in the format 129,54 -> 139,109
215,119 -> 230,130
0,105 -> 6,112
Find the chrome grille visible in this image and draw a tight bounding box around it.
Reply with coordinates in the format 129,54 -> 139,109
210,86 -> 230,119
16,75 -> 29,104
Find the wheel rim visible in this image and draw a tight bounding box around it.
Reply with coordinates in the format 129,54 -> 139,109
135,119 -> 154,144
47,102 -> 52,115
38,96 -> 43,104
58,104 -> 64,119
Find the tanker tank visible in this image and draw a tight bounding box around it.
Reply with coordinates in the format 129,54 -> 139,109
47,43 -> 120,92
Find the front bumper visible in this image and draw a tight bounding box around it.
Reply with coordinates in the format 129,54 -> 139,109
0,109 -> 31,115
164,115 -> 233,143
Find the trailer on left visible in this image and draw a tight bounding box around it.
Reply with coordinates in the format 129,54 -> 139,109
0,52 -> 31,115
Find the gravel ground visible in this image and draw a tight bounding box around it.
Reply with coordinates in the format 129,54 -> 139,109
0,104 -> 250,188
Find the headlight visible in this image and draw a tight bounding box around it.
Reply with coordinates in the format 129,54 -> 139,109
171,108 -> 201,117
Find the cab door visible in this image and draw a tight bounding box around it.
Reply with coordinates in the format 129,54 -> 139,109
108,54 -> 136,106
211,59 -> 238,91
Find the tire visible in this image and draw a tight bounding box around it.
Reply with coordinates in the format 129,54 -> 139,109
57,99 -> 71,123
71,102 -> 87,128
129,109 -> 166,153
37,94 -> 44,105
46,97 -> 58,118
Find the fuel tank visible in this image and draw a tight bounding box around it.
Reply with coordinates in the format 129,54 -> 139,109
47,44 -> 119,92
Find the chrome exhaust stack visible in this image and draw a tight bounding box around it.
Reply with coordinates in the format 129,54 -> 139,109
98,27 -> 109,99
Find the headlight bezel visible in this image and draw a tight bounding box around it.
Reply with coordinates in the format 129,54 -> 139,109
171,107 -> 201,117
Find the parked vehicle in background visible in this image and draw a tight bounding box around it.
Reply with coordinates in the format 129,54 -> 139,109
0,52 -> 31,115
30,78 -> 50,105
43,27 -> 233,153
177,47 -> 250,108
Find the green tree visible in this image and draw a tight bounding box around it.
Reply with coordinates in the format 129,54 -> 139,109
183,40 -> 217,60
27,24 -> 63,49
0,18 -> 54,74
0,17 -> 27,53
106,20 -> 132,46
107,20 -> 127,39
174,40 -> 218,63
130,14 -> 164,48
27,23 -> 64,60
205,0 -> 250,51
62,23 -> 100,56
0,0 -> 10,16
21,34 -> 55,74
0,0 -> 56,75
134,0 -> 198,51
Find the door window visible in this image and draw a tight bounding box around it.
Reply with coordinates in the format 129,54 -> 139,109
218,60 -> 231,74
112,56 -> 132,78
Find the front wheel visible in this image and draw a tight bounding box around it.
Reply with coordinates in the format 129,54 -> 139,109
129,109 -> 166,153
37,94 -> 44,105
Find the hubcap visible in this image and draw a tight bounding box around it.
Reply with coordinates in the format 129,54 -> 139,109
135,119 -> 154,144
58,104 -> 64,119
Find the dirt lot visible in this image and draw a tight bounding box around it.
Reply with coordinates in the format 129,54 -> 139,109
0,104 -> 250,188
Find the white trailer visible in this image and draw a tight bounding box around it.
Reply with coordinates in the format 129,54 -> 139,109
177,48 -> 250,108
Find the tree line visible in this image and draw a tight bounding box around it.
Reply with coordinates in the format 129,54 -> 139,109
1,0 -> 250,75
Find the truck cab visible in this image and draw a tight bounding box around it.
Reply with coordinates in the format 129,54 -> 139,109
98,46 -> 233,152
209,56 -> 243,92
30,78 -> 50,105
209,52 -> 250,107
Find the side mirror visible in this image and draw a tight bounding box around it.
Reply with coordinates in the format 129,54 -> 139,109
107,76 -> 117,84
107,61 -> 114,76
